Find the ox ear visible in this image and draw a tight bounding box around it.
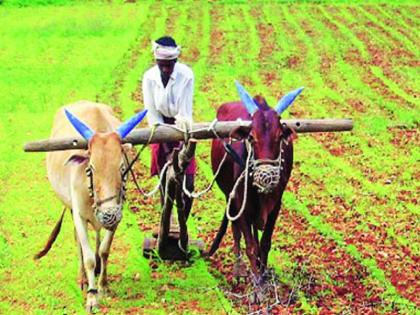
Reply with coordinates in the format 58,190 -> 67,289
280,124 -> 298,143
230,125 -> 251,141
64,109 -> 95,141
275,87 -> 304,115
235,80 -> 259,115
117,109 -> 148,139
65,153 -> 89,166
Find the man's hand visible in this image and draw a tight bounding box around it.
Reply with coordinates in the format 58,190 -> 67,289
175,114 -> 193,131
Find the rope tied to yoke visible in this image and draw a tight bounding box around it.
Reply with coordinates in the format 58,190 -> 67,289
128,119 -> 255,202
125,119 -> 239,199
182,119 -> 231,198
125,121 -> 190,198
225,139 -> 253,221
141,119 -> 195,199
124,124 -> 158,196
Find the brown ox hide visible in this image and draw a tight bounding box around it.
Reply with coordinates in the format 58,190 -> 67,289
39,101 -> 134,312
209,97 -> 294,281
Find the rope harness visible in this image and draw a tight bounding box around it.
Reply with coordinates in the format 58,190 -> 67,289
122,124 -> 158,196
128,120 -> 228,199
85,162 -> 128,229
182,119 -> 230,199
158,119 -> 288,222
225,140 -> 253,221
225,138 -> 287,222
83,125 -> 156,229
120,120 -> 288,224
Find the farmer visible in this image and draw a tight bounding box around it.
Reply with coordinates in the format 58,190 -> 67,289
142,36 -> 195,219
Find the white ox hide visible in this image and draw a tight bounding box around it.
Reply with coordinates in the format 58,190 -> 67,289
44,101 -> 146,312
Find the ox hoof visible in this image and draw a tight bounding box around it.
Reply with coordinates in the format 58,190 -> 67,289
86,293 -> 99,313
85,302 -> 99,314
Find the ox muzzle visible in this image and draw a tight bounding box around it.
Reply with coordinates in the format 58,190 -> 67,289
95,205 -> 122,230
249,139 -> 286,195
86,166 -> 126,231
252,161 -> 281,194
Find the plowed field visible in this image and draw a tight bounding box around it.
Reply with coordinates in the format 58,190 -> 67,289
0,1 -> 418,314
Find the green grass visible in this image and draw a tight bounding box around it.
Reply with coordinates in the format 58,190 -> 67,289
0,3 -> 231,314
1,1 -> 419,314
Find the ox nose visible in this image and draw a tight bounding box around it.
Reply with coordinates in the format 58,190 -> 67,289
95,206 -> 122,230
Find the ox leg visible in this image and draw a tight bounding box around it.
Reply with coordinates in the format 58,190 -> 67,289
241,219 -> 260,281
77,238 -> 88,290
260,207 -> 280,272
98,228 -> 116,296
253,225 -> 261,271
241,220 -> 265,304
232,212 -> 242,258
232,221 -> 247,280
72,211 -> 98,312
72,210 -> 87,290
95,230 -> 101,276
74,225 -> 87,290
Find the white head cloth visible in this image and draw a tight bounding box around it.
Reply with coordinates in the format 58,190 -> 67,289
152,41 -> 181,60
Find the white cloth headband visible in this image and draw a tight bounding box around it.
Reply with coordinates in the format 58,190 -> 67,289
152,41 -> 181,60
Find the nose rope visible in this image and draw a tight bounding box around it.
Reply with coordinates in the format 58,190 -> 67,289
95,195 -> 118,207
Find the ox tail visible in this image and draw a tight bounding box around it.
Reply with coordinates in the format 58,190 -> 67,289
206,213 -> 229,257
34,207 -> 66,260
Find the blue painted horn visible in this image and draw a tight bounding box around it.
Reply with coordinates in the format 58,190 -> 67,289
64,109 -> 95,140
117,109 -> 148,138
275,87 -> 304,115
235,80 -> 259,115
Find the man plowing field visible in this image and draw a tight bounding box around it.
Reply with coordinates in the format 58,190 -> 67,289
142,36 -> 196,220
24,85 -> 352,312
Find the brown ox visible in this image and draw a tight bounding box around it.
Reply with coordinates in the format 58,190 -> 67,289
208,82 -> 303,283
36,101 -> 147,312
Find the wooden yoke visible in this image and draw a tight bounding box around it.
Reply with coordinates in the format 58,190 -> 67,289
23,119 -> 353,152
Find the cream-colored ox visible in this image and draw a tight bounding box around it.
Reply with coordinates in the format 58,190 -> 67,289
36,101 -> 147,312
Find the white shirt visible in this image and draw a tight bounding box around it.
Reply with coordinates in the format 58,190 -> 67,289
142,62 -> 194,126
